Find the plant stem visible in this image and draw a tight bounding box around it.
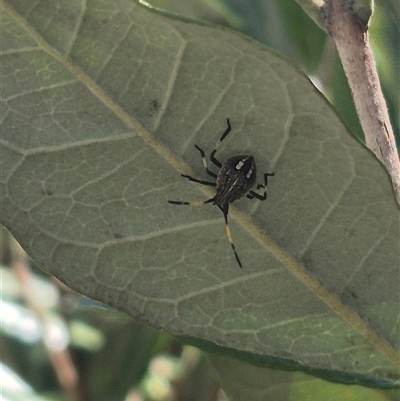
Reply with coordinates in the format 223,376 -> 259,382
325,0 -> 400,204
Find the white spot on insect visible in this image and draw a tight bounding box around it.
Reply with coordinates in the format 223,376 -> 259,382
246,168 -> 253,179
235,160 -> 245,170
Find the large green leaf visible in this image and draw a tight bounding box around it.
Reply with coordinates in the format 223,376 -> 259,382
1,0 -> 399,387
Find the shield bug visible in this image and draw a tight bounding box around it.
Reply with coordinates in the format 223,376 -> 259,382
168,119 -> 274,268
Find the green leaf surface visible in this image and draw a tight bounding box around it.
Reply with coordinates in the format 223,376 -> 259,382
1,0 -> 399,387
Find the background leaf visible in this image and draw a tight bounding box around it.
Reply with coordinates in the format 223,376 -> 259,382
1,0 -> 399,389
209,353 -> 395,401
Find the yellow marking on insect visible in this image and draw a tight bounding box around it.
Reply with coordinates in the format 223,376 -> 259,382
225,221 -> 242,266
225,224 -> 234,246
189,201 -> 207,207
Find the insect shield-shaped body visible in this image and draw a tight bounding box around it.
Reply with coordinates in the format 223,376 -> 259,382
215,155 -> 257,208
168,119 -> 274,268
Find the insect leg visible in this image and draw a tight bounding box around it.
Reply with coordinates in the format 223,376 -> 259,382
181,174 -> 216,186
246,172 -> 274,201
168,198 -> 215,206
194,145 -> 217,178
219,118 -> 233,142
210,118 -> 232,168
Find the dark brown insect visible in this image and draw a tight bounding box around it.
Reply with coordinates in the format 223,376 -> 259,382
168,119 -> 274,268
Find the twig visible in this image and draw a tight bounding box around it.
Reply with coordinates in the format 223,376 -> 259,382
324,0 -> 400,204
